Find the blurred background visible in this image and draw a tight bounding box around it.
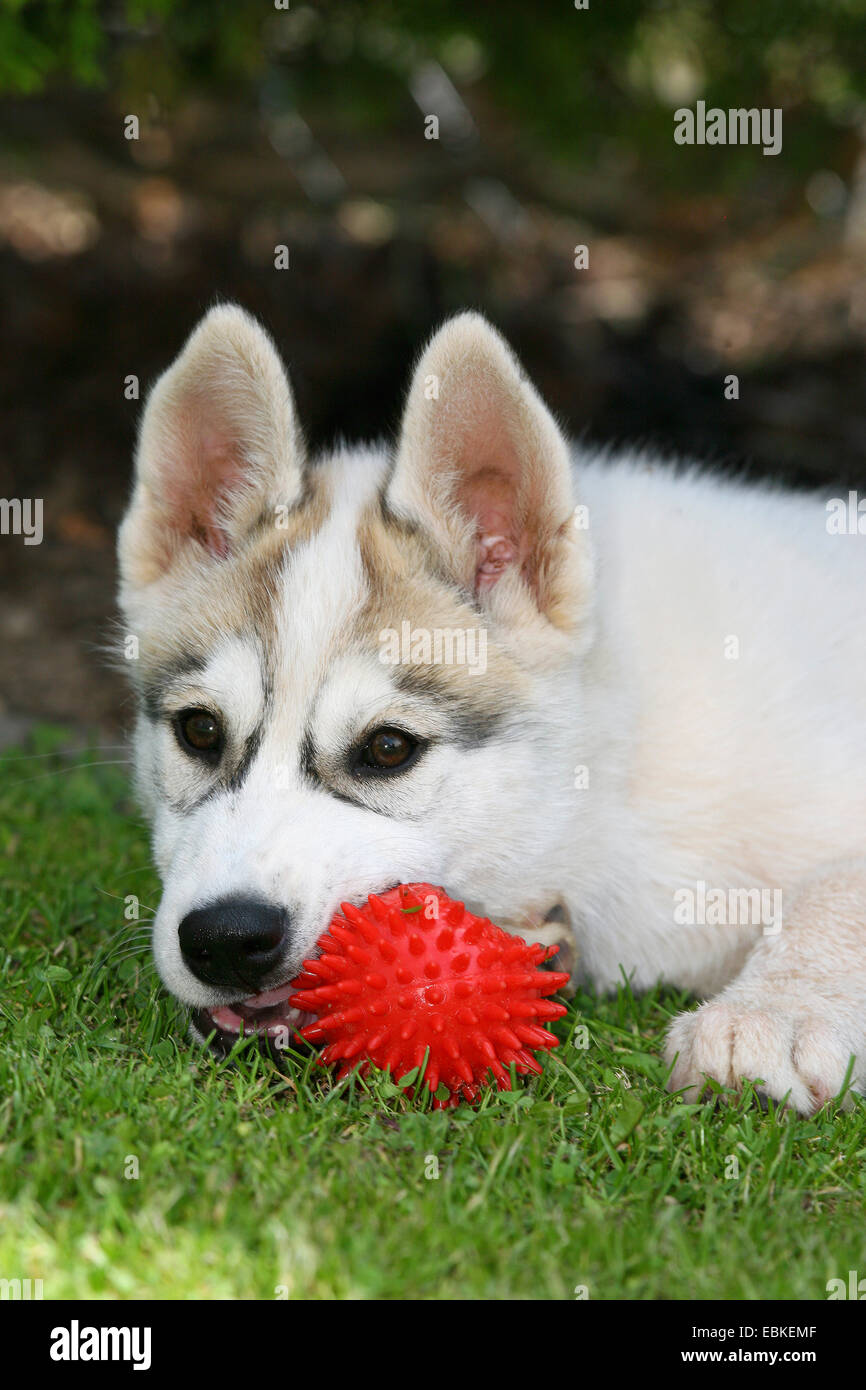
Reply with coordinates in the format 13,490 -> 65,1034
3,0 -> 866,739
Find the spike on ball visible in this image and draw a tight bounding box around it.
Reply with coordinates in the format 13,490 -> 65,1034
289,883 -> 570,1107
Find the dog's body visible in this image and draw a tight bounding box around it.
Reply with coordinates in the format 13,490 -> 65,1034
118,305 -> 866,1113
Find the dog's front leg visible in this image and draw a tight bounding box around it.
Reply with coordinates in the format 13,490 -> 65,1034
665,859 -> 866,1113
493,900 -> 579,998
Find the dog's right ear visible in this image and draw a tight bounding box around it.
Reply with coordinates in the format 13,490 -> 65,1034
118,304 -> 304,593
387,312 -> 591,637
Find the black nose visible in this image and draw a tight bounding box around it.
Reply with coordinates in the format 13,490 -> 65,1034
178,896 -> 289,991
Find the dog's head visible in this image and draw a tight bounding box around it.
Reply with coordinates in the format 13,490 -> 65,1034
118,305 -> 593,1046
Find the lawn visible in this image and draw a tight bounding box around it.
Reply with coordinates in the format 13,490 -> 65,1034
2,729 -> 865,1301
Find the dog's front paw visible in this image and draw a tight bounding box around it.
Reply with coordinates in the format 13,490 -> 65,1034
665,1002 -> 857,1114
500,903 -> 579,999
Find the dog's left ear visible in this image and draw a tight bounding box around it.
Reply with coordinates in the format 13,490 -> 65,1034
388,312 -> 591,632
119,303 -> 305,594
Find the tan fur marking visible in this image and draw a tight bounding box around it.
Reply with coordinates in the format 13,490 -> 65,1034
129,470 -> 331,697
355,503 -> 528,729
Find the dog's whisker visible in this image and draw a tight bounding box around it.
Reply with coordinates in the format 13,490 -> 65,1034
2,759 -> 133,789
93,943 -> 157,970
90,926 -> 156,962
0,745 -> 128,763
96,886 -> 158,914
101,922 -> 155,942
107,948 -> 156,966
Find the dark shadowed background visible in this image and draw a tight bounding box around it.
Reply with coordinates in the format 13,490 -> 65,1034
3,0 -> 866,738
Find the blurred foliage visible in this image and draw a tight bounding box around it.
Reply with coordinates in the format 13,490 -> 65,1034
0,0 -> 105,92
3,0 -> 866,188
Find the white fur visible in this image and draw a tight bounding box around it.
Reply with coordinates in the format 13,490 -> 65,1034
120,306 -> 866,1112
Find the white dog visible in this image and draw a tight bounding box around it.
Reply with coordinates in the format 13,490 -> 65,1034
118,304 -> 866,1113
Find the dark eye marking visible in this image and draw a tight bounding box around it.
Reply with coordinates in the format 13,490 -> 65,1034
174,707 -> 224,762
352,726 -> 424,777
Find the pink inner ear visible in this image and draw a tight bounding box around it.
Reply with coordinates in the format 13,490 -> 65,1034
454,427 -> 532,592
165,421 -> 244,559
476,533 -> 518,590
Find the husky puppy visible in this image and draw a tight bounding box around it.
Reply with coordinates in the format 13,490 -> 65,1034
118,305 -> 866,1113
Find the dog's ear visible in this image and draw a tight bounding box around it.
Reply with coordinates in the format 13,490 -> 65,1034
119,304 -> 304,591
388,312 -> 590,632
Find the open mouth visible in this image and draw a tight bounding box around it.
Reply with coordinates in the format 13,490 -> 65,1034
192,981 -> 313,1056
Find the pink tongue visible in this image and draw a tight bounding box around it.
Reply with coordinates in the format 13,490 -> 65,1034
208,983 -> 311,1036
211,1005 -> 246,1030
243,982 -> 294,1008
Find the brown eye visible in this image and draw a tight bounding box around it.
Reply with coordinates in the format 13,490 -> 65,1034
357,727 -> 419,774
176,708 -> 223,758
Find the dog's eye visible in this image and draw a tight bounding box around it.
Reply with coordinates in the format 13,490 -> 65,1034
176,708 -> 223,758
355,727 -> 419,774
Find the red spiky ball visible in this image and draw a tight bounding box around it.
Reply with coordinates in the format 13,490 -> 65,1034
288,883 -> 570,1107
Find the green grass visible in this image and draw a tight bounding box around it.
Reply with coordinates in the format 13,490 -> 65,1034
2,729 -> 866,1300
